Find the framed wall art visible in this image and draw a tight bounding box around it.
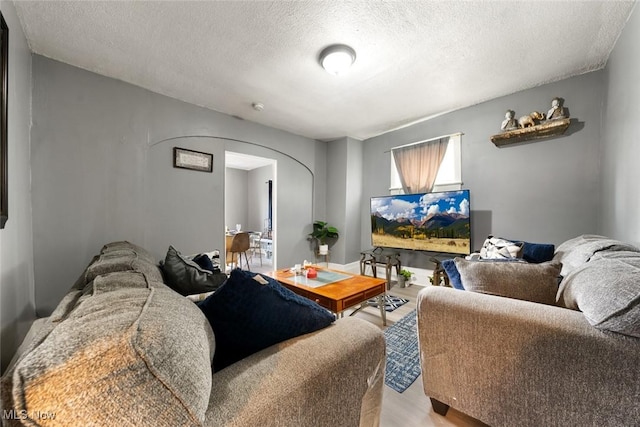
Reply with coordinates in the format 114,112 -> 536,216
173,147 -> 213,173
1,12 -> 9,229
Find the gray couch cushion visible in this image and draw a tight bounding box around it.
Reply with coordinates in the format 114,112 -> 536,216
92,270 -> 167,293
557,251 -> 640,338
454,259 -> 562,305
553,234 -> 639,276
85,249 -> 163,284
60,255 -> 168,322
101,240 -> 157,264
77,271 -> 173,306
10,285 -> 215,425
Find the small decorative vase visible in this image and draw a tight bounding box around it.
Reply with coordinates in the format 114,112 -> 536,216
318,244 -> 329,255
398,276 -> 406,288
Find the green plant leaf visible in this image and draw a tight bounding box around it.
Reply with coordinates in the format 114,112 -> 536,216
308,221 -> 339,244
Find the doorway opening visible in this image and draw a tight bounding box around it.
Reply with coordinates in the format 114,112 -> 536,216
225,151 -> 276,273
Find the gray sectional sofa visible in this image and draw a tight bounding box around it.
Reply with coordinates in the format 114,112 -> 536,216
417,234 -> 640,426
1,241 -> 385,427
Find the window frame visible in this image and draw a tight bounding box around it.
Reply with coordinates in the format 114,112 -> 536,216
389,133 -> 462,195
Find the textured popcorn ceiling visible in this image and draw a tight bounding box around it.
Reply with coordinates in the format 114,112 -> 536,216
14,0 -> 636,141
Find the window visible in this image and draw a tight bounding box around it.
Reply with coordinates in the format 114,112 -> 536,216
390,133 -> 462,194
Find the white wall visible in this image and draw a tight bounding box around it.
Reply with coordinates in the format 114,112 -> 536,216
0,0 -> 35,373
600,5 -> 640,246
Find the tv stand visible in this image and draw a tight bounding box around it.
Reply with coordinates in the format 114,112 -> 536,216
360,248 -> 401,290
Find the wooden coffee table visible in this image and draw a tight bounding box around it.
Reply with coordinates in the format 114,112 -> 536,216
267,266 -> 388,325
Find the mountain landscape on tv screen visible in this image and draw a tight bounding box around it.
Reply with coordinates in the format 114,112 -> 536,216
370,190 -> 471,254
371,211 -> 469,239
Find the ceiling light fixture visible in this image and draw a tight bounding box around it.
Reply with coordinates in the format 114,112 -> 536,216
319,44 -> 356,76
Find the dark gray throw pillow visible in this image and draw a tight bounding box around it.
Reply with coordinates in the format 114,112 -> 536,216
454,258 -> 562,305
162,246 -> 227,296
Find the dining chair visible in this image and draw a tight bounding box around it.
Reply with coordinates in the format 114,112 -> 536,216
249,231 -> 263,266
226,232 -> 251,270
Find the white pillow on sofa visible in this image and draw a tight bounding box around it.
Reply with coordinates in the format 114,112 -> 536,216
479,235 -> 524,260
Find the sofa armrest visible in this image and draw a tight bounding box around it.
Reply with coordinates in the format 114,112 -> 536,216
204,317 -> 385,427
417,286 -> 640,427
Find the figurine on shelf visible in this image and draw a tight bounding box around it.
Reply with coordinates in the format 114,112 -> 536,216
546,97 -> 568,121
500,110 -> 518,131
518,111 -> 545,128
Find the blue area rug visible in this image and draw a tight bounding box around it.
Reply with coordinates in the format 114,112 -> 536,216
383,309 -> 421,393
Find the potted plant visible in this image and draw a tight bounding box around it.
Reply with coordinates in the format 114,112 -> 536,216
398,269 -> 412,288
308,221 -> 339,255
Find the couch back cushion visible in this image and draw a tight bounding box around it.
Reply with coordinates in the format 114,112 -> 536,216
9,285 -> 214,425
454,259 -> 562,305
5,242 -> 215,426
85,241 -> 164,284
557,250 -> 640,338
553,234 -> 639,276
50,242 -> 164,322
101,240 -> 158,264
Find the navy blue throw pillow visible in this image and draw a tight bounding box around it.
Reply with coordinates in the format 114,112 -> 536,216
197,269 -> 335,371
193,253 -> 217,272
519,241 -> 555,263
441,259 -> 464,290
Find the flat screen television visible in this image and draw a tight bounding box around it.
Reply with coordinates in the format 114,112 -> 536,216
370,189 -> 471,255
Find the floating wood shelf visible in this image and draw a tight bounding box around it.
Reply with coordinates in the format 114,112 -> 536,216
490,118 -> 571,147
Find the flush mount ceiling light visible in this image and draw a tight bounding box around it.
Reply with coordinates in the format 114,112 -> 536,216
319,44 -> 356,76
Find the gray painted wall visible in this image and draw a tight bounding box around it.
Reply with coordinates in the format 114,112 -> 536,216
601,5 -> 640,247
361,71 -> 604,269
145,136 -> 225,259
344,138 -> 364,263
31,56 -> 324,316
326,138 -> 347,263
225,167 -> 249,232
0,1 -> 35,372
327,137 -> 363,265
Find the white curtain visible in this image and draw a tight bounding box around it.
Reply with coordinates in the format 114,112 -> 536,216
392,137 -> 449,193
